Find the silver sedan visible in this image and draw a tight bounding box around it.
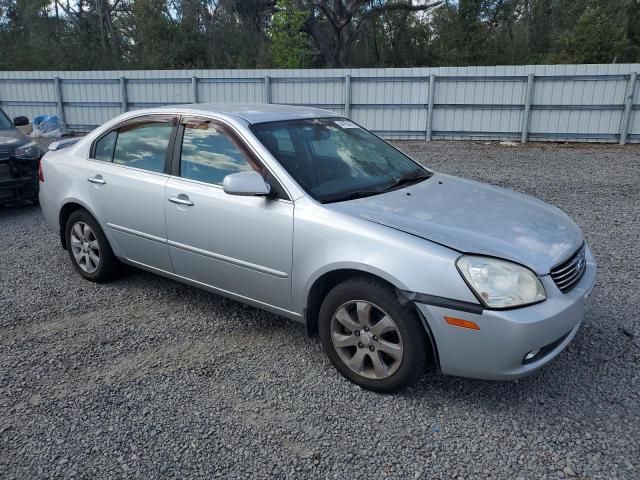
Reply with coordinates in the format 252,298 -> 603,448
39,104 -> 596,392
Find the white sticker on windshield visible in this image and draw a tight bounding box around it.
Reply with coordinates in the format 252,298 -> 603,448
334,120 -> 360,129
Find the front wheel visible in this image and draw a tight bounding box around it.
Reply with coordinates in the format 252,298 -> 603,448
318,277 -> 429,393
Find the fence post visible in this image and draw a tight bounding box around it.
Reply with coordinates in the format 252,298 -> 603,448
54,77 -> 65,123
119,76 -> 128,113
264,76 -> 271,104
620,71 -> 637,145
521,74 -> 535,144
191,76 -> 198,104
344,75 -> 352,118
425,74 -> 436,142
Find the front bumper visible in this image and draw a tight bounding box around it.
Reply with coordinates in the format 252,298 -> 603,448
0,157 -> 39,203
415,245 -> 597,380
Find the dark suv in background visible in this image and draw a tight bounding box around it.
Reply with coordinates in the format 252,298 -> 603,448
0,108 -> 41,205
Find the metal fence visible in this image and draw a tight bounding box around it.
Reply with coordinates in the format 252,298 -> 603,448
1,64 -> 639,143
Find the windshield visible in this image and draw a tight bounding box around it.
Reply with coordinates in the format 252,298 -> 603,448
251,118 -> 431,203
0,109 -> 13,129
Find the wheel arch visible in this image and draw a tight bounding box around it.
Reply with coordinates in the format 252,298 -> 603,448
58,199 -> 100,250
304,266 -> 405,333
304,267 -> 440,371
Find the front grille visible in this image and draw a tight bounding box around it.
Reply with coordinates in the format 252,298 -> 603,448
550,244 -> 586,293
0,150 -> 10,160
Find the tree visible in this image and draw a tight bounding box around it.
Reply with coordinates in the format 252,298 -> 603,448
270,0 -> 314,68
551,5 -> 625,63
298,0 -> 442,67
623,0 -> 640,62
0,0 -> 637,70
430,0 -> 509,66
125,0 -> 182,68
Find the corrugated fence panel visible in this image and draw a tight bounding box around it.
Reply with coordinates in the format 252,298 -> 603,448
198,81 -> 264,104
530,110 -> 621,137
352,78 -> 428,105
1,78 -> 57,107
60,80 -> 121,128
127,79 -> 192,107
271,78 -> 344,107
353,108 -> 425,135
64,105 -> 122,128
435,78 -> 526,105
434,108 -> 523,137
0,65 -> 639,142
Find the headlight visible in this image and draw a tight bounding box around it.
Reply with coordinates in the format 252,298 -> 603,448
15,141 -> 40,160
456,255 -> 546,308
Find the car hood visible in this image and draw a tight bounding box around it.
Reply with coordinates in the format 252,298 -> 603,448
325,173 -> 583,275
0,128 -> 30,152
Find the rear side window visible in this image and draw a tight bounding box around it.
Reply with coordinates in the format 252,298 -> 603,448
113,123 -> 173,173
93,131 -> 117,162
179,120 -> 256,185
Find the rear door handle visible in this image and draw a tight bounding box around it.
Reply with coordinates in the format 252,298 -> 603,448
168,195 -> 194,207
87,176 -> 106,185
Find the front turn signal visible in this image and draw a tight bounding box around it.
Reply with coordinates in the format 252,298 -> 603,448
444,316 -> 480,331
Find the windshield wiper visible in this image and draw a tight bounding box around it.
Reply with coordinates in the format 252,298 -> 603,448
380,170 -> 432,192
321,170 -> 432,203
322,189 -> 386,203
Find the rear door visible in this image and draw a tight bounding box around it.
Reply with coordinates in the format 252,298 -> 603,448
85,115 -> 177,271
164,116 -> 294,310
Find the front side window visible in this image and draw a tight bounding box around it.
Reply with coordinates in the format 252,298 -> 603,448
112,122 -> 173,173
251,118 -> 431,203
179,119 -> 257,185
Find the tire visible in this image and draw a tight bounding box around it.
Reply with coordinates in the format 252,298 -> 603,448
65,209 -> 120,282
318,276 -> 429,393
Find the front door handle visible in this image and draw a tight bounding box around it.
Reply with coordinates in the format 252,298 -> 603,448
168,195 -> 194,207
87,176 -> 106,185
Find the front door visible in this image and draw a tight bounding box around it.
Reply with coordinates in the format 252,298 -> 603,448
164,117 -> 294,310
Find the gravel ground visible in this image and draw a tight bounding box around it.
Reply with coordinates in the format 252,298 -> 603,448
1,140 -> 639,479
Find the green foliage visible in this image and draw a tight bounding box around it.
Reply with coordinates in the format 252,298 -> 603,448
269,0 -> 313,68
0,0 -> 638,69
550,6 -> 625,63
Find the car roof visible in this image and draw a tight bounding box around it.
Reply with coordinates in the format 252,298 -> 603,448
160,103 -> 338,124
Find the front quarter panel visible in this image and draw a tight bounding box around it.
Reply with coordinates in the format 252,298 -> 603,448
292,197 -> 479,314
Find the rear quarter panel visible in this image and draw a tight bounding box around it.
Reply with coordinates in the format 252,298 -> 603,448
39,145 -> 121,255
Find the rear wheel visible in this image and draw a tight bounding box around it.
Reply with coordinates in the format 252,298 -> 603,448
318,277 -> 428,393
65,209 -> 120,282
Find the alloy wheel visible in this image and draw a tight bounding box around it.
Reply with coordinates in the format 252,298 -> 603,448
69,221 -> 100,274
330,300 -> 404,380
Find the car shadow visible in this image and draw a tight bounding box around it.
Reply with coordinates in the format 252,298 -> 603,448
0,201 -> 39,216
115,266 -> 624,414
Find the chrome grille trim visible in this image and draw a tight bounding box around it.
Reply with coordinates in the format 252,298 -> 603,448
550,244 -> 586,293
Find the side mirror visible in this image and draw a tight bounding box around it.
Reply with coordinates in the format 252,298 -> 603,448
13,116 -> 29,127
223,170 -> 271,197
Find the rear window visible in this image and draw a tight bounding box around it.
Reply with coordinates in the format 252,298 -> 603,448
113,123 -> 172,173
90,117 -> 175,173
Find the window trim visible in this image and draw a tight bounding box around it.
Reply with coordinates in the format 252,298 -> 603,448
171,116 -> 291,201
89,114 -> 178,175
